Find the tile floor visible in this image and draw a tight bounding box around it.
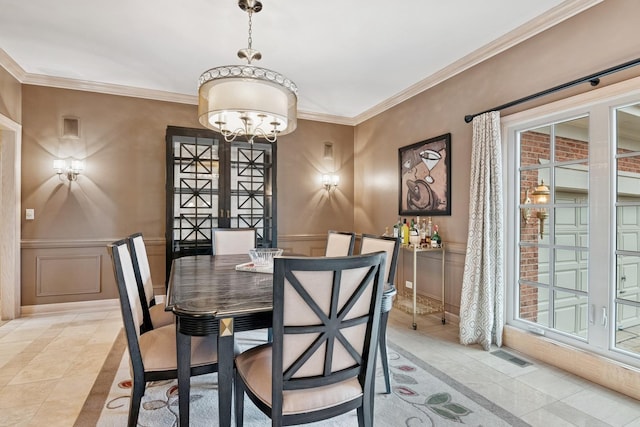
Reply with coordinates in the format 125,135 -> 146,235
0,305 -> 639,426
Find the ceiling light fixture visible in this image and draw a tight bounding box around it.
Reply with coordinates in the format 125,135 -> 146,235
198,0 -> 297,144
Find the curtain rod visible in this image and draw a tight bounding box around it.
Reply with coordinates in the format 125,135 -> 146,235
463,57 -> 640,123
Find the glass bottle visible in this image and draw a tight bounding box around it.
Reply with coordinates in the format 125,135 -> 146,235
419,219 -> 427,245
402,219 -> 410,245
431,224 -> 441,248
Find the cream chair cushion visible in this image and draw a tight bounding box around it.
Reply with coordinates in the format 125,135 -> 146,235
139,324 -> 218,372
149,304 -> 175,329
235,344 -> 362,415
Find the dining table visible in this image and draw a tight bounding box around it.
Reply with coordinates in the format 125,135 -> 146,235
166,254 -> 274,427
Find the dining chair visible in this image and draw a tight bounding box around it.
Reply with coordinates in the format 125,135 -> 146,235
359,233 -> 401,394
212,227 -> 257,255
324,230 -> 356,256
127,232 -> 174,332
108,239 -> 221,427
234,252 -> 386,427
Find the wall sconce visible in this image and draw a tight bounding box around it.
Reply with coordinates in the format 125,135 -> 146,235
322,174 -> 339,192
522,180 -> 550,239
53,159 -> 84,181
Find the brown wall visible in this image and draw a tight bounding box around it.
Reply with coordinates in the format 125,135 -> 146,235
19,85 -> 354,304
354,0 -> 640,315
0,64 -> 21,124
276,119 -> 354,235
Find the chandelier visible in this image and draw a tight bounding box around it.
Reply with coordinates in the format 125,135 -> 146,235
198,0 -> 298,144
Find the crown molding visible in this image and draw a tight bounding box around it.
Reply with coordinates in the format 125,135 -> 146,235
0,0 -> 601,127
297,110 -> 356,126
353,0 -> 603,125
22,73 -> 198,105
0,48 -> 27,81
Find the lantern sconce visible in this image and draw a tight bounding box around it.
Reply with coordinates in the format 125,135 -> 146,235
322,174 -> 339,193
522,180 -> 550,239
53,159 -> 84,182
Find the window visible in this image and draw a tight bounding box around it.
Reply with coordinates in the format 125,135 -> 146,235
505,78 -> 640,368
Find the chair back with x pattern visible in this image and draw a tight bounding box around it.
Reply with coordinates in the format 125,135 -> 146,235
260,252 -> 385,425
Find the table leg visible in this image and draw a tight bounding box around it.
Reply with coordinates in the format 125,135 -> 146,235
177,330 -> 191,427
218,333 -> 234,427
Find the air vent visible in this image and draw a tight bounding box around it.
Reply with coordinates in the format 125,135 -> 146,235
491,350 -> 532,367
62,117 -> 80,138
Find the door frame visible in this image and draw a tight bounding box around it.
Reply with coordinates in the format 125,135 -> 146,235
0,112 -> 21,320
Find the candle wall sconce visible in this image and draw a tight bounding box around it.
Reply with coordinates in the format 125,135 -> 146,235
53,159 -> 84,182
322,174 -> 339,193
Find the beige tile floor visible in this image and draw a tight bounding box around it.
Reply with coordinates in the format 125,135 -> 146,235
0,305 -> 639,426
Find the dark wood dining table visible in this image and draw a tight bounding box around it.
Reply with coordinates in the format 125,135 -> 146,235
166,254 -> 274,427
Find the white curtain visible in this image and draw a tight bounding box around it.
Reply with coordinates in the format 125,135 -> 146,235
459,111 -> 504,351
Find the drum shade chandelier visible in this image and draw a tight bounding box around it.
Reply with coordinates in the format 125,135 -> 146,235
198,0 -> 297,144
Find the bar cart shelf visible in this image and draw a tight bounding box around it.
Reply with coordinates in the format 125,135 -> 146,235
394,244 -> 446,330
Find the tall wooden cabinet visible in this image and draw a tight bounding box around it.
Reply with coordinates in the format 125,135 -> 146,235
165,126 -> 277,276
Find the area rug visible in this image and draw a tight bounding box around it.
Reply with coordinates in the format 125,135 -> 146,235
78,330 -> 529,426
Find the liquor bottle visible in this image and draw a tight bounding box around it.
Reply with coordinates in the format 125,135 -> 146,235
402,219 -> 410,245
419,219 -> 427,245
409,218 -> 420,245
431,224 -> 441,248
426,217 -> 433,237
392,221 -> 399,238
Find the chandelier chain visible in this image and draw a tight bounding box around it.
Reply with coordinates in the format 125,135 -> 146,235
247,10 -> 253,55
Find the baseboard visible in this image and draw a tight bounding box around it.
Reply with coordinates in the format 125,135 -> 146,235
503,325 -> 640,400
21,299 -> 120,316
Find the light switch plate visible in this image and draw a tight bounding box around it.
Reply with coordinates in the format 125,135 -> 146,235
25,208 -> 34,220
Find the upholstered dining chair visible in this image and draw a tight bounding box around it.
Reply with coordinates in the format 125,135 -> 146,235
359,234 -> 401,394
108,239 -> 221,427
212,227 -> 257,255
324,230 -> 356,256
127,232 -> 174,332
234,252 -> 387,427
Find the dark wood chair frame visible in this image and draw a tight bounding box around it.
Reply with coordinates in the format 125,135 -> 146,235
108,239 -> 220,427
326,230 -> 356,256
234,252 -> 386,426
360,233 -> 401,394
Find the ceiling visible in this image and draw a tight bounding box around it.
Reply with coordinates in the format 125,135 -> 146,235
0,0 -> 600,124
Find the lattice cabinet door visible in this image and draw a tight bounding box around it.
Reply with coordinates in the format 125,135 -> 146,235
165,126 -> 277,277
228,142 -> 276,247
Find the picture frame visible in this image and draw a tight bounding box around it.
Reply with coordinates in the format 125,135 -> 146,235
398,133 -> 451,216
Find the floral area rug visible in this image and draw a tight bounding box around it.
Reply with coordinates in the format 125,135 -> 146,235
84,331 -> 529,426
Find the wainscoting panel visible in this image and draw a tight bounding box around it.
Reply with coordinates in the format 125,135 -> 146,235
21,237 -> 166,307
20,235 -> 463,313
36,254 -> 101,296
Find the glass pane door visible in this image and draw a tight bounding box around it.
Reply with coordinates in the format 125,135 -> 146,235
615,103 -> 640,355
518,116 -> 590,340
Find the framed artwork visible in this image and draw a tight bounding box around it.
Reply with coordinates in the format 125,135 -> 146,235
398,133 -> 451,216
